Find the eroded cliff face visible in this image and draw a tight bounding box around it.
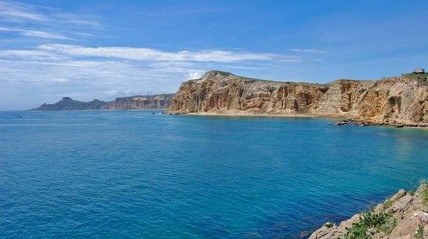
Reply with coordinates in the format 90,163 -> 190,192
170,71 -> 329,115
312,77 -> 428,125
103,94 -> 174,110
168,71 -> 428,126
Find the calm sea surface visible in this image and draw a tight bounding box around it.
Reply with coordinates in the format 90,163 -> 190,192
1,111 -> 428,238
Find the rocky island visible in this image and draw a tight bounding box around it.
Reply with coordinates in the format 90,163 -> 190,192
31,94 -> 175,111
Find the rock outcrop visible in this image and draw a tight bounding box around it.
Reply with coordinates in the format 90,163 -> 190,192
309,183 -> 428,239
31,94 -> 175,111
33,97 -> 107,111
168,71 -> 428,126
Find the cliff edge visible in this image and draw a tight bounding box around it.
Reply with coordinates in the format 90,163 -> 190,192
168,71 -> 428,126
310,183 -> 428,239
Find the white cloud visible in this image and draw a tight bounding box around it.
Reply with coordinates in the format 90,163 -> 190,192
0,1 -> 308,110
0,42 -> 304,109
188,72 -> 204,80
0,1 -> 99,26
0,44 -> 294,84
0,49 -> 69,60
0,43 -> 303,102
52,13 -> 101,28
50,78 -> 69,83
37,44 -> 298,63
20,30 -> 72,40
0,1 -> 101,41
0,1 -> 46,21
0,26 -> 12,31
0,26 -> 73,40
289,48 -> 328,53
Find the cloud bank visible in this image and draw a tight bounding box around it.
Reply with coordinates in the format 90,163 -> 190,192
0,1 -> 325,110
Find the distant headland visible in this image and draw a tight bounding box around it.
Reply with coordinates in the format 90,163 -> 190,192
31,69 -> 428,128
31,94 -> 175,111
168,70 -> 428,127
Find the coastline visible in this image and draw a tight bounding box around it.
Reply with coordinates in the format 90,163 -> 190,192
28,108 -> 167,112
21,109 -> 428,129
185,112 -> 319,118
168,71 -> 428,130
2,110 -> 428,238
171,112 -> 428,129
309,182 -> 428,239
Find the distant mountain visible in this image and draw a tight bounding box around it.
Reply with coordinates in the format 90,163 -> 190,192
31,94 -> 175,111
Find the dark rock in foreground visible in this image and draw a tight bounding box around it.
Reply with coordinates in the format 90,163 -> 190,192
310,183 -> 428,239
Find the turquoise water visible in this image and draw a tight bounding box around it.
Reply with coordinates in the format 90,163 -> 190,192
1,111 -> 428,238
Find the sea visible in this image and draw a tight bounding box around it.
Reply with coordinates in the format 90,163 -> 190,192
1,110 -> 427,238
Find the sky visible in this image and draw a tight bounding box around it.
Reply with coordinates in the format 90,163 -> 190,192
1,0 -> 428,110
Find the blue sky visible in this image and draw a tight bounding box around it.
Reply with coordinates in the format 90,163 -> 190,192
1,0 -> 428,110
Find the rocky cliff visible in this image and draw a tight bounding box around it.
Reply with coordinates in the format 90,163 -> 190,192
32,94 -> 175,111
102,94 -> 174,110
168,71 -> 428,126
310,183 -> 428,239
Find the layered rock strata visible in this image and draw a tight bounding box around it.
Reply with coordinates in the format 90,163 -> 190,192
168,71 -> 428,126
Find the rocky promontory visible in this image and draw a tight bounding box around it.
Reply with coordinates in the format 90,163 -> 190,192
310,183 -> 428,239
168,70 -> 428,127
32,94 -> 175,111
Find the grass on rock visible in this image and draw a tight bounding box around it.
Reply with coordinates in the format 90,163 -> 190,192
342,212 -> 396,239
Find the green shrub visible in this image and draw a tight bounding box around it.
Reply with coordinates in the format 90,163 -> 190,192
415,225 -> 424,239
419,179 -> 428,205
342,212 -> 396,239
383,199 -> 393,209
423,188 -> 428,206
388,96 -> 397,105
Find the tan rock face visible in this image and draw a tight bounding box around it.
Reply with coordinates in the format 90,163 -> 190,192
353,78 -> 428,125
169,71 -> 328,115
168,71 -> 428,126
